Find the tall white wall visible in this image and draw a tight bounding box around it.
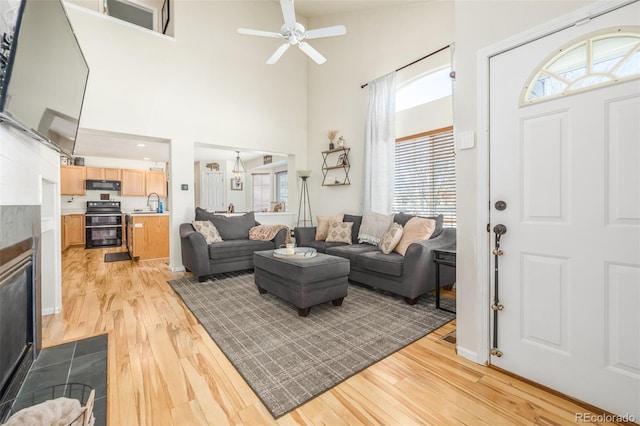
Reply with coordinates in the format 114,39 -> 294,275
0,124 -> 62,315
306,1 -> 455,217
64,1 -> 308,269
453,0 -> 595,361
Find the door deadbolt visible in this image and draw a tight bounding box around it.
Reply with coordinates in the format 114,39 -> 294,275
495,200 -> 507,211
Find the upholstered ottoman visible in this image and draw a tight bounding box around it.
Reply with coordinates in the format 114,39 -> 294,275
253,250 -> 350,316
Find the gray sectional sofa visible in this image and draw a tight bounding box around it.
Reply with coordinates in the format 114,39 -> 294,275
294,213 -> 456,304
180,209 -> 288,281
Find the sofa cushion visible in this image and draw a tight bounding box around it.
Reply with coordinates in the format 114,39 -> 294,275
326,221 -> 353,244
394,212 -> 444,239
379,222 -> 403,254
394,217 -> 436,255
195,207 -> 255,240
326,243 -> 379,263
191,220 -> 222,244
315,213 -> 344,240
357,251 -> 404,277
343,214 -> 362,243
301,240 -> 349,254
358,211 -> 394,245
208,239 -> 274,260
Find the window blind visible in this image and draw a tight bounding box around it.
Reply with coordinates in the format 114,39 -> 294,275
252,173 -> 271,212
393,128 -> 456,226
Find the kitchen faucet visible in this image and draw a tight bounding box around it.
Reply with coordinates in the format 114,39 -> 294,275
147,192 -> 160,212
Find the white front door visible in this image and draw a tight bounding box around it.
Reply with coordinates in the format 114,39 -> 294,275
489,3 -> 640,418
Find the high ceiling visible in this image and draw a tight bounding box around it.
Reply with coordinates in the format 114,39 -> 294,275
71,0 -> 423,162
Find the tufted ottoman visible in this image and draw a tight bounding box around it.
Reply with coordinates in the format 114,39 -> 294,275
253,250 -> 350,317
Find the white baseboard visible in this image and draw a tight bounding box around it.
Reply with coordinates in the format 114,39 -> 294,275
41,307 -> 61,316
171,265 -> 186,272
456,345 -> 484,365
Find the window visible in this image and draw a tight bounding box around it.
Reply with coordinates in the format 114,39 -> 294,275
396,66 -> 452,112
252,173 -> 270,212
275,171 -> 288,206
523,28 -> 640,104
393,127 -> 456,226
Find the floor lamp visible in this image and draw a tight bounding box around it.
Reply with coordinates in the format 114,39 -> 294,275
297,170 -> 313,227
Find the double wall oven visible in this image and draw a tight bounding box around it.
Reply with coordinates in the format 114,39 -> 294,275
85,201 -> 122,248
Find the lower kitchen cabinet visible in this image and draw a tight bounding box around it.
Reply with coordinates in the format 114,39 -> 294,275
63,214 -> 85,250
127,214 -> 169,260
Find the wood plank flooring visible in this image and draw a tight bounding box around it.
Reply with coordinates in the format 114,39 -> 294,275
42,246 -> 624,425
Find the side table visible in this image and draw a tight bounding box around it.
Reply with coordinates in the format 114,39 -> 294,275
433,247 -> 456,313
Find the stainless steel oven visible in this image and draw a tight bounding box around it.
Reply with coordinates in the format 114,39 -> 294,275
85,201 -> 122,248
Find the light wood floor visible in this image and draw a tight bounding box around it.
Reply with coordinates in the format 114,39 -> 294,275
43,246 -> 622,425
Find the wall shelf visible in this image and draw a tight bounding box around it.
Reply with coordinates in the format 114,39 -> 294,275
321,147 -> 350,186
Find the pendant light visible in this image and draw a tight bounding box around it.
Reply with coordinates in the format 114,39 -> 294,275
232,151 -> 247,183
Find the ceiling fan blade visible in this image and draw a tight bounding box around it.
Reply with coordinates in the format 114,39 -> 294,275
280,0 -> 296,30
267,43 -> 291,64
237,28 -> 283,38
305,25 -> 346,39
298,42 -> 326,64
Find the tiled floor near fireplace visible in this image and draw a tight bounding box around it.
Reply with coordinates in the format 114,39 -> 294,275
11,334 -> 107,426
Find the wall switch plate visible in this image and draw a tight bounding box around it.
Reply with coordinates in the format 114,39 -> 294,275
456,131 -> 475,151
181,184 -> 188,190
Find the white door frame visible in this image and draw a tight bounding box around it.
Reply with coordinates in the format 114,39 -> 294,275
474,0 -> 636,365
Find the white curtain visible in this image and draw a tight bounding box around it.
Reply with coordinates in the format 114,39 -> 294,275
361,72 -> 396,213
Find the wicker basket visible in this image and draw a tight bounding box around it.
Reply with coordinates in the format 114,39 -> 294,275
0,383 -> 95,425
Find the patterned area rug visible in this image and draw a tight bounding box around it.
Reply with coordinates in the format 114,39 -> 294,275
168,271 -> 455,418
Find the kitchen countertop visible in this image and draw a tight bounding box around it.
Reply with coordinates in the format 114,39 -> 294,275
125,211 -> 170,216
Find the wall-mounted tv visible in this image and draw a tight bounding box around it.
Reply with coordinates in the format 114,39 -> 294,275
0,0 -> 89,157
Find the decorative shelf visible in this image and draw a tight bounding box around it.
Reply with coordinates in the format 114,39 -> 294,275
321,147 -> 350,186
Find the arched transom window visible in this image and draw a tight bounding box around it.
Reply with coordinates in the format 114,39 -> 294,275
522,27 -> 640,104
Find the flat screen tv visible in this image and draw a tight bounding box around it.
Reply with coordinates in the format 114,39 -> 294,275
0,0 -> 89,157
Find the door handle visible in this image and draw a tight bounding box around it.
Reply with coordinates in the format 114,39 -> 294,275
492,223 -> 507,357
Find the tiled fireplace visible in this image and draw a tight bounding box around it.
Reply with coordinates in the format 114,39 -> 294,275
0,205 -> 42,415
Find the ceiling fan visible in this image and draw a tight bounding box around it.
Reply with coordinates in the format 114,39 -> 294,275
237,0 -> 346,65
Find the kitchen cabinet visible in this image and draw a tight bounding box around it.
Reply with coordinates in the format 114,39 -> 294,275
86,167 -> 121,181
60,165 -> 86,195
127,214 -> 169,260
121,169 -> 146,196
63,214 -> 85,250
145,171 -> 167,197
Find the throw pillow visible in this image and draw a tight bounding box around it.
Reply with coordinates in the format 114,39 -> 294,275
394,212 -> 444,239
358,211 -> 394,245
325,221 -> 353,244
315,213 -> 344,240
378,222 -> 403,254
394,216 -> 436,255
343,214 -> 363,244
192,220 -> 222,244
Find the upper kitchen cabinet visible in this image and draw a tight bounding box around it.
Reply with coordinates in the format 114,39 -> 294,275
145,171 -> 167,197
86,167 -> 122,181
121,169 -> 146,196
60,165 -> 86,195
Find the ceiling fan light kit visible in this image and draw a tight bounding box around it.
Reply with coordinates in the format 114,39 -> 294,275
237,0 -> 346,65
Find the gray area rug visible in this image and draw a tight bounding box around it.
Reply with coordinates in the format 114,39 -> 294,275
168,271 -> 455,418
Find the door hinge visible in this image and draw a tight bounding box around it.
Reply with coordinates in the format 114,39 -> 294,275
487,223 -> 490,232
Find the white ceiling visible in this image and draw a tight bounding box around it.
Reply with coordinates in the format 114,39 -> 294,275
71,0 -> 422,162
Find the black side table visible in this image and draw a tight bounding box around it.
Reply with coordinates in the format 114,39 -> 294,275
433,247 -> 456,313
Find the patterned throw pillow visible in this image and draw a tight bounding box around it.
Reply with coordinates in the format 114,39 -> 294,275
192,220 -> 222,244
315,213 -> 345,240
394,217 -> 436,256
379,223 -> 403,254
325,221 -> 353,244
358,211 -> 394,245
